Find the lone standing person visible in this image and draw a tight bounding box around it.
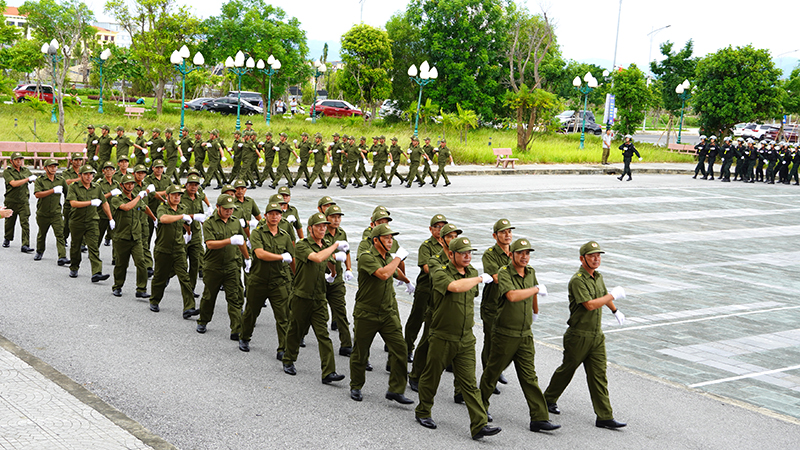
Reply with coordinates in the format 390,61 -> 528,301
543,241 -> 628,430
601,129 -> 613,165
617,135 -> 641,181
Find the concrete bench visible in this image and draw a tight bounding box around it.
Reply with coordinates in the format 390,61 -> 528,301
123,106 -> 145,119
667,143 -> 696,155
493,148 -> 519,169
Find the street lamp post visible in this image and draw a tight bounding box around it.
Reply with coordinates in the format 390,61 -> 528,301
40,39 -> 61,123
573,72 -> 598,149
91,48 -> 112,113
171,45 -> 205,132
256,55 -> 281,126
408,61 -> 438,138
225,51 -> 254,131
675,79 -> 691,144
311,60 -> 327,124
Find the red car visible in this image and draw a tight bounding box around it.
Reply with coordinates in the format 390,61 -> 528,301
310,99 -> 363,118
14,84 -> 55,104
765,124 -> 799,143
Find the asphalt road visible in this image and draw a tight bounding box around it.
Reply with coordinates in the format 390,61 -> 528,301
2,173 -> 800,450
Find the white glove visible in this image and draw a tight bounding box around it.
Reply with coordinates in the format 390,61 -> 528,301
176,140 -> 181,145
296,157 -> 301,163
405,282 -> 416,294
335,240 -> 350,252
205,143 -> 212,148
244,259 -> 252,273
325,273 -> 336,283
145,157 -> 151,163
110,188 -> 122,196
248,218 -> 259,229
90,199 -> 102,207
326,163 -> 331,168
53,185 -> 63,194
396,279 -> 405,287
236,218 -> 245,228
393,247 -> 409,261
450,161 -> 455,167
137,190 -> 147,199
92,155 -> 99,161
182,214 -> 193,224
286,215 -> 296,223
183,233 -> 191,244
281,252 -> 293,263
111,140 -> 117,145
238,143 -> 243,148
92,140 -> 98,144
372,152 -> 377,156
146,184 -> 155,193
613,309 -> 626,325
535,284 -> 548,296
258,141 -> 264,146
146,141 -> 152,146
273,146 -> 279,151
221,157 -> 227,162
142,148 -> 149,154
109,219 -> 116,230
610,286 -> 626,301
230,234 -> 245,246
334,252 -> 347,262
127,168 -> 134,173
336,150 -> 342,153
193,213 -> 206,223
479,273 -> 493,284
313,149 -> 318,153
259,158 -> 264,163
205,206 -> 214,216
157,147 -> 163,152
344,270 -> 354,281
28,175 -> 37,182
293,139 -> 297,143
638,157 -> 643,161
180,156 -> 187,163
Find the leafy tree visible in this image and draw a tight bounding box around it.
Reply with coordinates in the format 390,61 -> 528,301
611,64 -> 651,136
782,65 -> 800,117
105,0 -> 201,115
385,11 -> 426,110
406,0 -> 510,118
339,23 -> 393,122
20,0 -> 95,142
88,45 -> 145,102
199,0 -> 309,121
548,60 -> 609,107
650,40 -> 698,116
693,45 -> 782,136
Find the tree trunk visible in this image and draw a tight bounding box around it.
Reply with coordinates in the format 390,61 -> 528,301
155,79 -> 165,115
516,105 -> 527,151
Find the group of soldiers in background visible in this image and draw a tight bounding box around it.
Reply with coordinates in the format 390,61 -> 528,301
75,122 -> 455,192
692,135 -> 800,184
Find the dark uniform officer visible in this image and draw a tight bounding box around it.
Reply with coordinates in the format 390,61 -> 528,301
433,138 -> 453,187
273,133 -> 296,188
293,133 -> 313,186
306,134 -> 328,189
790,145 -> 800,185
406,137 -> 425,187
33,158 -> 68,263
617,135 -> 641,181
240,201 -> 295,355
196,194 -> 249,338
3,152 -> 35,252
109,174 -> 150,298
180,174 -> 210,296
387,137 -> 406,186
479,238 -> 560,433
543,241 -> 627,429
326,133 -> 345,187
281,212 -> 345,384
693,136 -> 708,179
480,219 -> 513,378
349,223 -> 413,404
66,164 -> 113,281
705,136 -> 720,180
415,237 -> 501,440
719,137 -> 735,182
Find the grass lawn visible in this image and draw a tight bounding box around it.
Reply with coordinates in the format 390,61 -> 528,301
0,99 -> 695,166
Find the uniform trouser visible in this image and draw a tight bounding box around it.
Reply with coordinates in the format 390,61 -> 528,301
4,201 -> 30,246
198,266 -> 244,334
112,237 -> 147,292
35,214 -> 66,257
250,157 -> 263,183
274,164 -> 293,186
747,160 -> 756,181
434,165 -> 449,185
694,157 -> 706,176
326,163 -> 342,185
621,159 -> 633,178
756,162 -> 764,181
134,152 -> 146,168
421,161 -> 434,181
165,162 -> 180,185
179,157 -> 192,177
150,249 -> 195,311
241,280 -> 289,351
388,163 -> 405,184
229,153 -> 242,180
293,162 -> 310,184
405,288 -> 430,356
63,205 -> 71,241
193,159 -> 206,179
307,167 -> 327,187
721,160 -> 733,180
706,157 -> 716,178
779,164 -> 789,182
406,162 -> 422,185
544,332 -> 613,420
371,162 -> 388,185
790,167 -> 799,183
261,158 -> 276,184
98,218 -> 113,246
480,334 -> 548,421
480,309 -> 497,369
241,156 -> 257,186
602,147 -> 610,164
350,309 -> 407,393
356,160 -> 370,183
186,240 -> 204,292
767,162 -> 777,182
69,220 -> 101,273
324,281 -> 351,348
205,161 -> 226,187
409,310 -> 431,381
140,221 -> 153,269
282,295 -> 336,378
415,333 -> 488,436
345,162 -> 362,186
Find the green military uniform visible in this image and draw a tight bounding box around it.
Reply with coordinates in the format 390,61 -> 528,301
241,204 -> 295,354
370,138 -> 390,187
433,144 -> 452,186
306,140 -> 328,188
33,165 -> 68,259
110,176 -> 149,295
95,130 -> 114,173
134,133 -> 148,167
241,134 -> 260,188
480,220 -> 513,369
192,132 -> 206,179
229,135 -> 244,180
197,195 -> 246,336
282,204 -> 302,238
322,213 -> 351,350
406,141 -> 425,186
143,168 -> 171,270
86,129 -> 99,169
203,135 -> 226,188
349,224 -> 408,396
480,240 -> 550,423
180,176 -> 208,294
163,133 -> 180,184
387,139 -> 406,185
342,139 -> 359,187
150,192 -> 196,313
421,140 -> 435,182
326,136 -> 344,186
148,134 -> 166,168
66,169 -> 108,275
259,135 -> 277,185
293,136 -> 312,185
405,215 -> 446,357
273,138 -> 294,187
282,214 -> 338,379
114,133 -> 134,161
544,245 -> 615,421
96,172 -> 118,247
177,133 -> 194,177
62,162 -> 82,243
355,138 -> 371,183
3,158 -> 33,248
415,237 -> 489,437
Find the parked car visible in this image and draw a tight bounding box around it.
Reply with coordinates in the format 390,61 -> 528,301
202,97 -> 263,115
227,91 -> 263,106
765,124 -> 799,143
742,124 -> 779,140
561,111 -> 602,135
310,99 -> 363,118
184,97 -> 215,111
378,99 -> 404,119
733,123 -> 757,137
556,110 -> 576,124
14,84 -> 55,103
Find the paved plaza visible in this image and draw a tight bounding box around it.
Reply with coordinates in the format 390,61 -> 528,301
2,167 -> 800,449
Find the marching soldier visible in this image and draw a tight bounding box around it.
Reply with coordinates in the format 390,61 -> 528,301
355,136 -> 371,184
387,137 -> 407,187
133,126 -> 148,167
109,174 -> 151,299
66,164 -> 114,281
433,138 -> 454,187
278,186 -> 303,239
144,160 -> 172,268
162,128 -> 181,184
705,135 -> 719,180
270,194 -> 297,242
97,162 -> 119,247
273,132 -> 298,188
370,136 -> 390,188
343,135 -> 362,188
32,158 -> 68,264
322,204 -> 353,355
112,155 -> 131,184
3,152 -> 35,253
481,219 -> 514,389
326,133 -> 345,187
693,135 -> 708,179
259,131 -> 276,187
147,128 -> 165,168
62,154 -> 83,247
192,130 -> 206,180
177,127 -> 194,178
86,125 -> 99,169
421,137 -> 436,183
617,135 -> 641,181
181,174 -> 211,296
202,129 -> 228,189
242,131 -> 262,189
229,130 -> 244,181
95,125 -> 114,172
406,136 -> 426,188
306,133 -> 328,189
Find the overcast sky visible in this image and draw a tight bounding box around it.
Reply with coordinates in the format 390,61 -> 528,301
92,0 -> 800,76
